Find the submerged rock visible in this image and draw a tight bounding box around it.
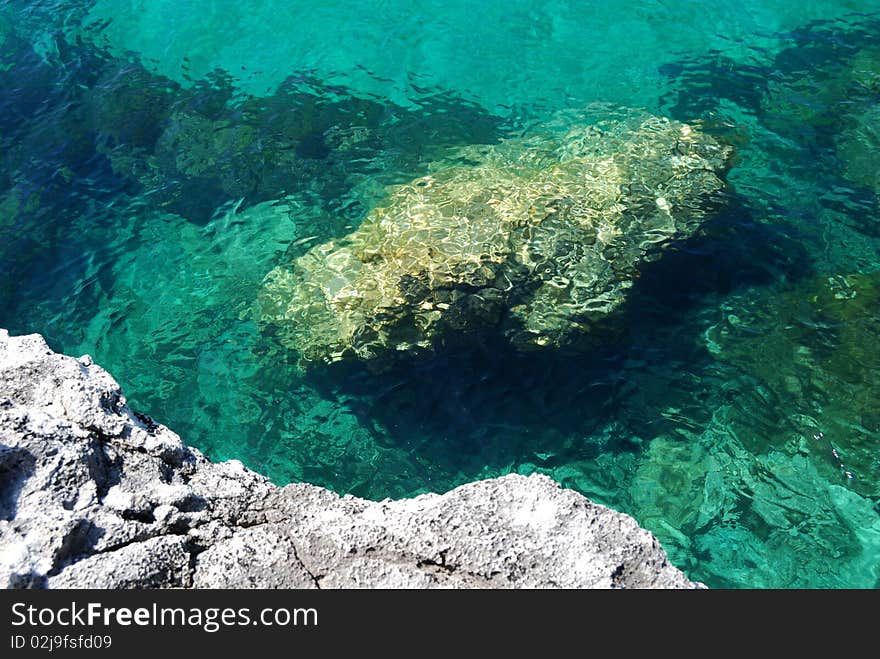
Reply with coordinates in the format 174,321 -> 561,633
0,329 -> 698,588
704,271 -> 880,500
630,420 -> 880,588
760,42 -> 880,194
837,102 -> 880,193
259,109 -> 733,369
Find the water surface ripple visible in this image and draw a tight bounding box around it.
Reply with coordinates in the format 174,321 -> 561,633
1,1 -> 879,587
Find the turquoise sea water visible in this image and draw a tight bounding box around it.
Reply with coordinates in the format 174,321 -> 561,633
2,0 -> 880,587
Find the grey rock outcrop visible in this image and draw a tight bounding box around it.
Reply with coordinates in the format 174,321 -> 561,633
0,329 -> 700,588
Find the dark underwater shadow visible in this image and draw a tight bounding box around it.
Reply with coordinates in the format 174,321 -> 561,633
658,13 -> 880,122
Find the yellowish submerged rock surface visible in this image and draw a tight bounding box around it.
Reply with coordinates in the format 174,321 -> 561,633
259,109 -> 733,368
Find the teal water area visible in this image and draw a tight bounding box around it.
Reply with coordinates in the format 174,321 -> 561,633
1,0 -> 880,587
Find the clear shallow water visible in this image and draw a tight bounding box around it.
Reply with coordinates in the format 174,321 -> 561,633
1,0 -> 880,587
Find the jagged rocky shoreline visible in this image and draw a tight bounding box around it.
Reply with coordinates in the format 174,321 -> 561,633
0,329 -> 699,588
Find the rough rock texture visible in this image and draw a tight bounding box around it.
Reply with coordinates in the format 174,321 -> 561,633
837,103 -> 880,193
259,108 -> 732,369
0,329 -> 700,588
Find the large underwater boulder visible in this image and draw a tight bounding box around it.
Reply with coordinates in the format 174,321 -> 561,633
258,108 -> 733,369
